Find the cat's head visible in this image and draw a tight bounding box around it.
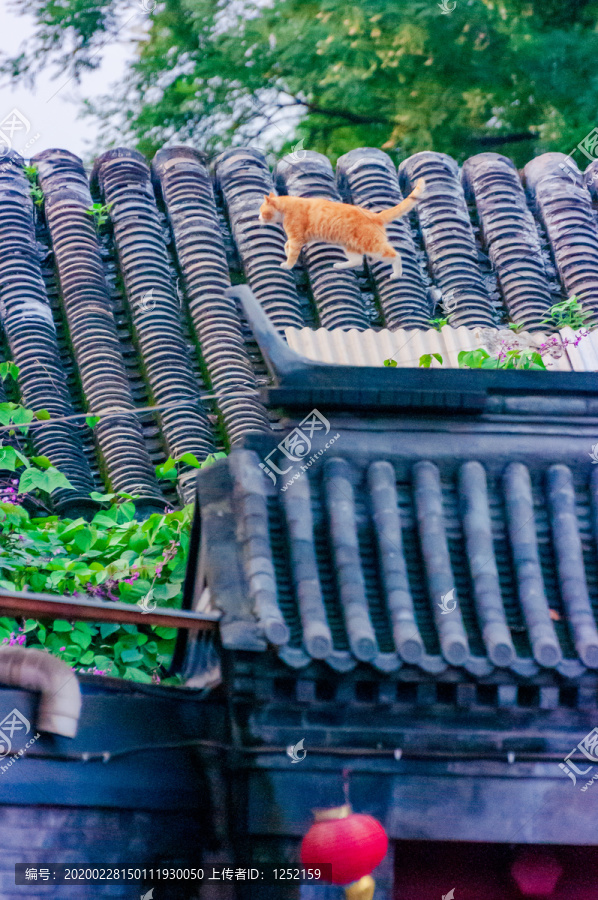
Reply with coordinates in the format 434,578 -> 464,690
259,192 -> 283,223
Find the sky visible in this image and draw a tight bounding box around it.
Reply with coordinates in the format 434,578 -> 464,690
0,2 -> 139,160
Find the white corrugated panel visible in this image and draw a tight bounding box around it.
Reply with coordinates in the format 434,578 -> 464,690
561,326 -> 598,371
285,326 -> 598,371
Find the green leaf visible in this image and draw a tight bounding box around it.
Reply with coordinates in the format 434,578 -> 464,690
124,667 -> 153,684
44,467 -> 74,492
152,626 -> 177,640
99,623 -> 121,639
118,501 -> 136,523
70,630 -> 92,649
51,620 -> 73,632
93,654 -> 113,669
85,416 -> 101,429
458,349 -> 490,369
156,461 -> 178,481
79,650 -> 95,665
178,452 -> 202,468
0,362 -> 19,382
0,446 -> 19,472
17,468 -> 43,493
31,456 -> 53,470
419,353 -> 442,368
11,407 -> 34,427
62,644 -> 82,662
19,466 -> 73,495
383,358 -> 397,367
90,491 -> 116,502
73,530 -> 93,553
120,648 -> 143,663
92,513 -> 120,528
34,409 -> 51,421
153,582 -> 182,601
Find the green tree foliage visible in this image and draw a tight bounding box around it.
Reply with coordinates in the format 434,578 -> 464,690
4,0 -> 598,164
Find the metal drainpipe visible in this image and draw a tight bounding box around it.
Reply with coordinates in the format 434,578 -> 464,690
399,151 -> 495,328
336,147 -> 432,329
0,647 -> 82,737
0,151 -> 96,517
90,149 -> 215,505
33,148 -> 166,513
525,152 -> 598,320
151,146 -> 270,445
276,150 -> 371,331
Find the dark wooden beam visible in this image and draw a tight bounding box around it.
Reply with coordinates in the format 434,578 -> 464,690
0,587 -> 220,631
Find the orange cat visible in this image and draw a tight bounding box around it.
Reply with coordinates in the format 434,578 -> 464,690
258,178 -> 425,278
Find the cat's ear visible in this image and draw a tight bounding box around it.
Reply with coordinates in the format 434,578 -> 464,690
268,192 -> 275,199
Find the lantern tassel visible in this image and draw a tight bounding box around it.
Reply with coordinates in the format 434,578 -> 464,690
345,875 -> 375,900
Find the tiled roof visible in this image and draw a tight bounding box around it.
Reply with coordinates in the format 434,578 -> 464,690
195,433 -> 598,682
0,144 -> 595,513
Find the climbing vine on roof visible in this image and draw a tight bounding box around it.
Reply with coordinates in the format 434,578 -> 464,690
0,366 -> 220,684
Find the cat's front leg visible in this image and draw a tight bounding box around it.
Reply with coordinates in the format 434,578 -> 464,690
390,253 -> 403,279
333,250 -> 364,270
280,239 -> 302,269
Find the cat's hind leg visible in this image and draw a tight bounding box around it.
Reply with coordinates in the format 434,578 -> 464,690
333,250 -> 364,270
369,246 -> 402,279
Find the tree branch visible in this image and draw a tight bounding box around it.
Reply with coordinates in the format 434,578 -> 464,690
291,97 -> 391,126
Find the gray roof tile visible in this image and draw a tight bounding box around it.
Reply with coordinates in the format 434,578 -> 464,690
196,435 -> 598,682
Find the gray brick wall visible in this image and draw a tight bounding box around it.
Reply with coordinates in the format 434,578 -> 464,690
0,805 -> 203,899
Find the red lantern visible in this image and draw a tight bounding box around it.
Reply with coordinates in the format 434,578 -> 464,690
511,850 -> 562,897
300,803 -> 388,900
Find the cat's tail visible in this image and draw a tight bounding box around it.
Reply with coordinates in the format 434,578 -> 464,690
375,178 -> 426,224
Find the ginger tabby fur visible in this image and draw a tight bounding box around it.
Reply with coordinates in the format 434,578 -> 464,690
258,178 -> 425,279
